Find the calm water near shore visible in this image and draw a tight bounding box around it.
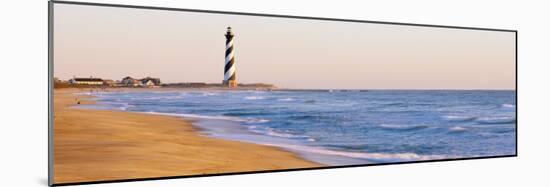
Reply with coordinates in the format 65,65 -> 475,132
76,89 -> 516,165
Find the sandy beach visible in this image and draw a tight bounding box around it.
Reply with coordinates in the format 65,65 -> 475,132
53,88 -> 320,184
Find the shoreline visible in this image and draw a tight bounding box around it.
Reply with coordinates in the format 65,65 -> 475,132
69,88 -> 376,165
53,88 -> 321,184
53,87 -> 516,92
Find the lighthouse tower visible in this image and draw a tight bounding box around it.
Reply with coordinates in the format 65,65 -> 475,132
223,26 -> 237,88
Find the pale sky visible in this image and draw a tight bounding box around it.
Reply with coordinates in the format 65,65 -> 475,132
53,4 -> 516,90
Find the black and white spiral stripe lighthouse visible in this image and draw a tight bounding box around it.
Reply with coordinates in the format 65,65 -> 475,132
223,26 -> 237,88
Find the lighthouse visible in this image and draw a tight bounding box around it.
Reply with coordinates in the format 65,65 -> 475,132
223,26 -> 237,88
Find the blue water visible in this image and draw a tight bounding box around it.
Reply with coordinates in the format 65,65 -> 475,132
77,90 -> 516,165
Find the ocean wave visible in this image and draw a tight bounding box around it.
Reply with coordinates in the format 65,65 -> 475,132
201,92 -> 219,96
144,111 -> 269,124
476,116 -> 516,124
224,111 -> 272,116
278,97 -> 295,101
99,101 -> 134,111
119,106 -> 129,111
443,115 -> 478,122
448,126 -> 468,133
259,143 -> 446,161
244,96 -> 264,100
247,118 -> 270,123
502,104 -> 516,108
378,124 -> 429,131
141,95 -> 185,100
248,126 -> 310,139
264,130 -> 308,139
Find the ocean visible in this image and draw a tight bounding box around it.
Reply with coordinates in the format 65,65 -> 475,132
76,90 -> 516,165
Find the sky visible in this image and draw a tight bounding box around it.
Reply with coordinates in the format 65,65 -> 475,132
53,4 -> 516,90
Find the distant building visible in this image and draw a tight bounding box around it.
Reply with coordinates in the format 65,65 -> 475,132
103,79 -> 115,86
140,77 -> 161,87
121,76 -> 161,87
121,76 -> 134,85
69,77 -> 104,85
121,76 -> 139,87
142,80 -> 155,87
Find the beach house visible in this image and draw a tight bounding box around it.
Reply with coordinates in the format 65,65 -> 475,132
140,77 -> 161,87
121,76 -> 140,87
121,76 -> 161,87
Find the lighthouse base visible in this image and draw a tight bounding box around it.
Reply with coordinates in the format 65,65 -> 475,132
222,80 -> 238,88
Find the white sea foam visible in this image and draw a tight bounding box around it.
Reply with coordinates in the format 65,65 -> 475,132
143,95 -> 184,100
259,143 -> 446,161
248,126 -> 310,139
378,124 -> 429,131
145,111 -> 241,121
278,97 -> 295,101
144,111 -> 269,124
247,118 -> 270,123
201,92 -> 219,96
98,101 -> 134,111
266,130 -> 309,139
443,115 -> 477,122
449,126 -> 468,132
244,96 -> 264,100
502,104 -> 516,108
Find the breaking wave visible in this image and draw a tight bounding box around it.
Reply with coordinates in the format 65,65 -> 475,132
443,115 -> 478,122
278,97 -> 295,101
448,126 -> 469,133
248,126 -> 312,140
259,143 -> 446,162
244,96 -> 264,100
502,104 -> 516,108
144,111 -> 270,124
